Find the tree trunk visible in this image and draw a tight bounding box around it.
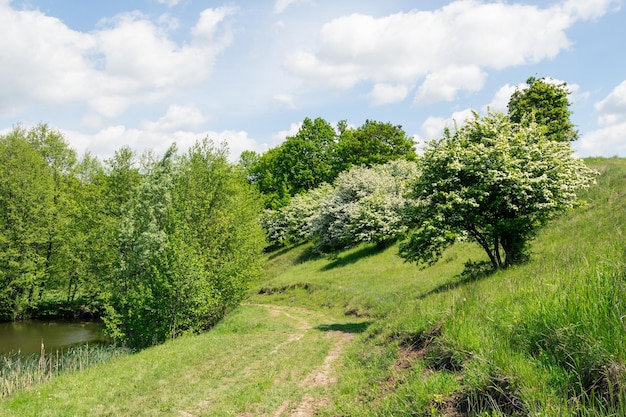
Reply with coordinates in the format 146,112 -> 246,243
468,227 -> 499,270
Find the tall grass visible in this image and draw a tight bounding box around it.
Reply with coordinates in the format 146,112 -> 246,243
319,157 -> 626,416
1,343 -> 129,397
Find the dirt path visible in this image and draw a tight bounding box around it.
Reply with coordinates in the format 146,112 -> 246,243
255,304 -> 355,417
285,330 -> 354,417
175,303 -> 357,417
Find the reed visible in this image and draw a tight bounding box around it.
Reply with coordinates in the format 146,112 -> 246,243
1,343 -> 129,397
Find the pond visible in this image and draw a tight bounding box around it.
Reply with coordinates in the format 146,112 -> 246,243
0,320 -> 108,356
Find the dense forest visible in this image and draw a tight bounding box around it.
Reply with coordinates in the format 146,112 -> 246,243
0,76 -> 592,351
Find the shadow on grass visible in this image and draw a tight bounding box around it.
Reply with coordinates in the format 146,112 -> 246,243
266,241 -> 308,261
417,260 -> 497,300
315,322 -> 373,334
296,245 -> 323,264
320,245 -> 387,271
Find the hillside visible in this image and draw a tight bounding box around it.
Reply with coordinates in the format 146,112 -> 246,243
0,157 -> 624,416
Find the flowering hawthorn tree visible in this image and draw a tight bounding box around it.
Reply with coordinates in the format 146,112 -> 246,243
400,112 -> 597,269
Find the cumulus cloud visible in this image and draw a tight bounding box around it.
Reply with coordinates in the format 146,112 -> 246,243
369,83 -> 409,106
0,3 -> 235,118
414,66 -> 486,105
284,0 -> 611,105
483,83 -> 523,112
560,0 -> 621,21
64,124 -> 258,163
419,108 -> 476,141
595,80 -> 626,126
577,122 -> 626,156
578,80 -> 626,157
140,104 -> 207,132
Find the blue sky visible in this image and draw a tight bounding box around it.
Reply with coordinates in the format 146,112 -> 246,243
1,0 -> 625,161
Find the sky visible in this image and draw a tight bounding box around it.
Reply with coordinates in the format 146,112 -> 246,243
1,0 -> 625,162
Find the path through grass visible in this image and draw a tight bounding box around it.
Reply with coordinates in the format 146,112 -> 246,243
0,303 -> 369,417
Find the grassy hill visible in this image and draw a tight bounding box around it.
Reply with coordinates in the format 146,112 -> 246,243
1,157 -> 625,416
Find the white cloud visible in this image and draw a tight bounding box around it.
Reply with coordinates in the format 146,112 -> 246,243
369,84 -> 409,106
0,4 -> 95,114
577,122 -> 626,156
140,105 -> 207,132
284,0 -> 606,105
284,50 -> 362,89
483,83 -> 524,112
578,79 -> 626,157
419,108 -> 475,141
560,0 -> 621,21
0,4 -> 235,118
595,80 -> 626,126
64,125 -> 257,163
414,66 -> 486,105
273,94 -> 296,109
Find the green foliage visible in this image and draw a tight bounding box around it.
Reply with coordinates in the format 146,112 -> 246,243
508,76 -> 578,142
0,125 -> 138,319
400,111 -> 597,269
26,125 -> 82,301
105,140 -> 265,349
336,119 -> 417,171
250,117 -> 338,208
2,158 -> 626,415
0,123 -> 264,347
173,139 -> 266,325
312,160 -> 419,252
249,118 -> 417,209
0,127 -> 55,320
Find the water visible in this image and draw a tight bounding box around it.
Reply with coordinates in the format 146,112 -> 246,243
0,320 -> 107,355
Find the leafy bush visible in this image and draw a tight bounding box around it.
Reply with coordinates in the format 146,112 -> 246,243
312,160 -> 419,252
104,141 -> 265,349
262,184 -> 333,249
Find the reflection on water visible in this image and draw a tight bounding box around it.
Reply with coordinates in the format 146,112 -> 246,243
0,320 -> 107,355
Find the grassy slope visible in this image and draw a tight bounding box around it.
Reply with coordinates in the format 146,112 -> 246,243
1,157 -> 624,416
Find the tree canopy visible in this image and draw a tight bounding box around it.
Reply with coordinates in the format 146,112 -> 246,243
336,120 -> 417,171
247,117 -> 417,209
105,140 -> 265,348
399,112 -> 596,269
508,76 -> 578,142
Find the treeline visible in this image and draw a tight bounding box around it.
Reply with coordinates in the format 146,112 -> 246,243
0,128 -> 265,348
256,77 -> 596,270
241,118 -> 417,209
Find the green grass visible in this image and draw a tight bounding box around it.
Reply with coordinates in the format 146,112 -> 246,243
1,157 -> 625,416
1,344 -> 128,398
0,303 -> 367,416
